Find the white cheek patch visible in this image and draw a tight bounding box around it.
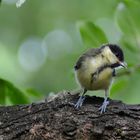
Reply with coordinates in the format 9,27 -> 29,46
112,54 -> 118,63
104,47 -> 118,64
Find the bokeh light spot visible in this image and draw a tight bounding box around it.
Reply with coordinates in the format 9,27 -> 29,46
18,37 -> 47,72
117,2 -> 125,11
3,0 -> 17,4
42,30 -> 73,59
16,0 -> 26,8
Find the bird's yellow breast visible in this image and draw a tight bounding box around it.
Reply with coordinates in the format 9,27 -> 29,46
75,56 -> 113,90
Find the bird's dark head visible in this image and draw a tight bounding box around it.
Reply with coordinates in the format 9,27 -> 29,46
102,44 -> 127,68
108,44 -> 124,62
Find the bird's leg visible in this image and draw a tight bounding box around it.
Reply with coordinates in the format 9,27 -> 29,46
99,89 -> 109,113
75,89 -> 87,109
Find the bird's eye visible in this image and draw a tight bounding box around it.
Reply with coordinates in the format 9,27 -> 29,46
115,53 -> 119,57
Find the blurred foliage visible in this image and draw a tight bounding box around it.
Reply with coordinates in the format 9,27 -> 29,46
0,78 -> 29,105
0,0 -> 140,105
78,22 -> 108,48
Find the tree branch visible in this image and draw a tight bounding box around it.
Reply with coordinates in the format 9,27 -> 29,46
0,91 -> 140,140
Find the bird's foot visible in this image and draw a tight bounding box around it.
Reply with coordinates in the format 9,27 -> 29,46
99,99 -> 109,114
74,96 -> 85,109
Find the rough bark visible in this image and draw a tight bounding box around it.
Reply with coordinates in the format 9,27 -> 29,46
0,91 -> 140,140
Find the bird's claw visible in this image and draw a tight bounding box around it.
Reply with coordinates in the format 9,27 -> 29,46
99,99 -> 109,114
74,96 -> 85,109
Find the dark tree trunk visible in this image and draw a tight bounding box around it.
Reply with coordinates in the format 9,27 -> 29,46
0,91 -> 140,140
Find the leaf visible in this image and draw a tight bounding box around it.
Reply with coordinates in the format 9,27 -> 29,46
122,40 -> 139,53
115,3 -> 140,46
0,80 -> 6,105
77,21 -> 108,48
115,4 -> 133,35
123,0 -> 140,6
26,88 -> 43,98
0,79 -> 29,105
111,78 -> 128,96
119,71 -> 140,104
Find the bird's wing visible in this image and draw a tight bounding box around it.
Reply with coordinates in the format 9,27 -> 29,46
74,48 -> 102,70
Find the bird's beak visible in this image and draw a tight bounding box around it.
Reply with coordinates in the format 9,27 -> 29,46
119,61 -> 127,68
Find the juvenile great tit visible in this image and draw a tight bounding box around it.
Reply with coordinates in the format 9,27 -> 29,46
74,44 -> 127,113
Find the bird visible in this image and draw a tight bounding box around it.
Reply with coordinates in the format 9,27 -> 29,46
74,44 -> 127,113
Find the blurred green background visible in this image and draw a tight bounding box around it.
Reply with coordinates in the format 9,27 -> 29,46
0,0 -> 140,105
